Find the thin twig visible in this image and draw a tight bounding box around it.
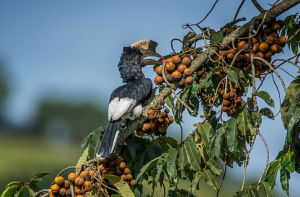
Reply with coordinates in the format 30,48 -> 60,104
170,39 -> 183,54
216,153 -> 227,197
271,73 -> 282,117
51,166 -> 76,185
183,0 -> 220,28
256,130 -> 269,189
278,67 -> 296,79
233,0 -> 246,22
287,27 -> 300,42
251,0 -> 265,13
253,57 -> 287,91
34,189 -> 49,197
273,58 -> 300,70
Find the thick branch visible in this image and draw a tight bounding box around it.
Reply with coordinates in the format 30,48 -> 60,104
116,0 -> 300,147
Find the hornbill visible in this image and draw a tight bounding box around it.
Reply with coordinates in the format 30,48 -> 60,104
96,40 -> 161,159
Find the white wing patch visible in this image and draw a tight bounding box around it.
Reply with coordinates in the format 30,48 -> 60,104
108,97 -> 136,121
133,104 -> 143,117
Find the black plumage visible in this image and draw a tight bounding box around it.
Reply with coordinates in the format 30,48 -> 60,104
96,44 -> 155,159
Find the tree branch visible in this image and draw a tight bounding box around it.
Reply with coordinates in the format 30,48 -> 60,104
251,0 -> 265,13
115,0 -> 300,149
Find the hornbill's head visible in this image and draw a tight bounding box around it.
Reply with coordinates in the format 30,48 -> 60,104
118,40 -> 161,83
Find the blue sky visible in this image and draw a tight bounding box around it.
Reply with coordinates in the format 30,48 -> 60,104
0,0 -> 299,196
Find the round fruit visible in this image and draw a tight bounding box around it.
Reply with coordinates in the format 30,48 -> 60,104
155,66 -> 163,76
184,68 -> 193,76
51,184 -> 60,194
126,174 -> 133,180
59,188 -> 67,196
253,43 -> 260,52
142,123 -> 151,131
223,93 -> 230,99
227,53 -> 234,59
150,121 -> 156,130
130,179 -> 136,186
271,32 -> 279,38
265,36 -> 274,45
64,180 -> 70,189
158,126 -> 167,134
259,42 -> 269,52
168,115 -> 174,123
54,176 -> 64,186
234,84 -> 240,89
251,37 -> 257,44
74,187 -> 81,195
219,50 -> 228,56
178,64 -> 187,73
159,99 -> 165,105
182,57 -> 191,65
119,162 -> 126,169
222,99 -> 230,106
230,108 -> 236,115
197,70 -> 203,76
166,74 -> 173,82
154,76 -> 164,85
264,51 -> 273,58
148,114 -> 155,120
80,171 -> 88,179
171,71 -> 182,81
279,36 -> 286,45
160,112 -> 167,118
121,174 -> 127,180
147,108 -> 154,116
124,168 -> 131,174
272,23 -> 281,31
256,52 -> 264,58
75,177 -> 84,187
166,62 -> 175,73
68,172 -> 78,182
236,97 -> 242,104
221,106 -> 229,112
84,181 -> 92,188
172,56 -> 181,64
270,44 -> 280,53
166,58 -> 173,63
229,91 -> 236,98
185,76 -> 193,85
263,27 -> 271,34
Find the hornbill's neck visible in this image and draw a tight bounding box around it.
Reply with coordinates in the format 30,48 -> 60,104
118,46 -> 145,83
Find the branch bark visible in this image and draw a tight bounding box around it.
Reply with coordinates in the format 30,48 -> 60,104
116,0 -> 300,147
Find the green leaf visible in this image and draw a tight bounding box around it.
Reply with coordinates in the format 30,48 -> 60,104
76,147 -> 89,169
135,156 -> 159,181
203,169 -> 218,189
214,128 -> 224,158
191,172 -> 203,194
255,91 -> 275,108
238,108 -> 254,136
263,159 -> 280,188
207,159 -> 222,175
280,167 -> 290,196
80,127 -> 104,160
259,108 -> 274,120
27,188 -> 35,197
184,138 -> 202,171
280,76 -> 300,143
156,136 -> 178,152
104,175 -> 135,197
165,94 -> 175,109
178,145 -> 188,170
197,122 -> 212,153
210,29 -> 225,44
154,153 -> 167,184
167,148 -> 178,179
226,118 -> 238,153
14,187 -> 25,197
261,181 -> 273,197
226,68 -> 239,84
1,185 -> 21,197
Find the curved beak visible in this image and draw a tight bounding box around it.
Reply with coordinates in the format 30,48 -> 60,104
130,40 -> 162,66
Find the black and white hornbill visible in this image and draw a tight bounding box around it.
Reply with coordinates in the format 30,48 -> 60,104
96,40 -> 161,159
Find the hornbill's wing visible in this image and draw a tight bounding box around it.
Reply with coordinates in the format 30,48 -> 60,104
108,77 -> 152,121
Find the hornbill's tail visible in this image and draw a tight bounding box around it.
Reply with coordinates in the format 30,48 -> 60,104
96,121 -> 120,159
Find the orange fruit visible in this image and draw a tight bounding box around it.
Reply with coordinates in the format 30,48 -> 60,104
178,64 -> 187,73
80,171 -> 88,179
230,108 -> 236,115
68,173 -> 78,182
184,68 -> 193,76
271,32 -> 279,38
54,176 -> 64,186
147,108 -> 154,116
64,180 -> 70,189
270,44 -> 280,53
124,168 -> 131,174
219,50 -> 228,56
227,53 -> 234,59
197,70 -> 203,76
265,36 -> 274,45
126,174 -> 133,180
185,76 -> 193,85
168,115 -> 174,123
264,51 -> 273,58
172,56 -> 181,64
166,58 -> 173,63
171,70 -> 182,81
75,177 -> 84,187
279,36 -> 286,45
255,52 -> 264,58
119,162 -> 126,169
229,91 -> 236,98
84,181 -> 92,188
223,93 -> 230,99
51,184 -> 60,194
182,57 -> 191,65
272,23 -> 281,31
154,76 -> 164,85
222,100 -> 230,106
121,174 -> 127,180
234,84 -> 240,89
142,123 -> 151,131
253,43 -> 260,52
130,179 -> 136,186
166,62 -> 175,73
74,187 -> 81,195
155,66 -> 162,76
158,126 -> 167,134
59,188 -> 66,196
251,37 -> 257,44
259,42 -> 269,52
221,106 -> 229,112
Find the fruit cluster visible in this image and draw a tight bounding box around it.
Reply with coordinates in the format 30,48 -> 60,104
220,84 -> 243,115
137,99 -> 174,137
99,154 -> 136,186
48,154 -> 135,197
217,20 -> 286,77
154,55 -> 194,88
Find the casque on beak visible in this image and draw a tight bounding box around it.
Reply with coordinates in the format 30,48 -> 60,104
130,40 -> 162,66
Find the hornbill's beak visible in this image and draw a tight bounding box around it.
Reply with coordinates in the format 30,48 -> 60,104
130,40 -> 162,66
